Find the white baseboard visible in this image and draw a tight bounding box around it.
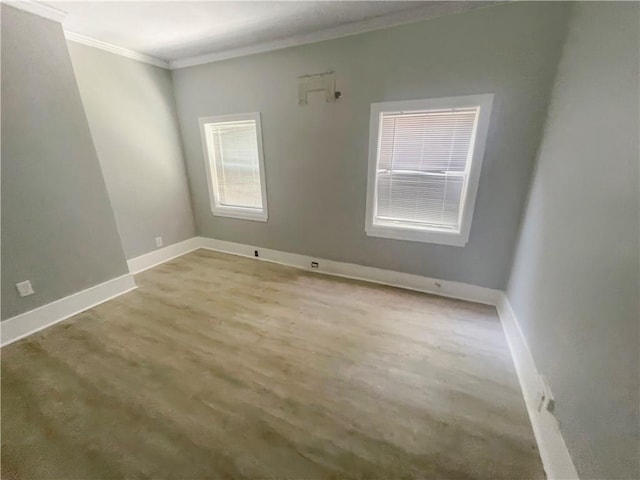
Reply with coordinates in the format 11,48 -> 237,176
1,274 -> 137,347
496,292 -> 579,480
1,234 -> 578,479
197,236 -> 501,305
127,237 -> 202,274
195,237 -> 577,478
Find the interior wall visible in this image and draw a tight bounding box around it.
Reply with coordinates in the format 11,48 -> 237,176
506,3 -> 640,479
172,2 -> 570,289
67,42 -> 196,260
1,6 -> 129,320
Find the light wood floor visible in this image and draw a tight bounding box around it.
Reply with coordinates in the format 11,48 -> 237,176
1,250 -> 543,479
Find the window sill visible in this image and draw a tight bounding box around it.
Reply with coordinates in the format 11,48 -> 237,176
211,207 -> 268,222
365,224 -> 468,247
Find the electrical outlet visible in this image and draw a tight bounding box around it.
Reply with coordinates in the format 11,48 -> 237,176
254,250 -> 259,257
155,237 -> 163,247
16,280 -> 34,297
311,261 -> 319,269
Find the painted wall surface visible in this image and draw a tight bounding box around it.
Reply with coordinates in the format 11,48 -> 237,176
506,3 -> 640,478
1,6 -> 129,320
172,2 -> 570,289
68,42 -> 196,259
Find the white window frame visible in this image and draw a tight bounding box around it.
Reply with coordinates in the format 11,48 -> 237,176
199,112 -> 268,222
365,94 -> 493,247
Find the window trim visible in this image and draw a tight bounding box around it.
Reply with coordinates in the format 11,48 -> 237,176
199,112 -> 268,222
365,94 -> 494,247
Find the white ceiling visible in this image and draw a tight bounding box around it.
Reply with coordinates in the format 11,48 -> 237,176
42,1 -> 490,67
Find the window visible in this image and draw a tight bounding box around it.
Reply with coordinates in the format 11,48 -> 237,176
199,113 -> 268,221
365,94 -> 493,246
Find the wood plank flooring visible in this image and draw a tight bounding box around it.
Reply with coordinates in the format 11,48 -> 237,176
1,250 -> 544,479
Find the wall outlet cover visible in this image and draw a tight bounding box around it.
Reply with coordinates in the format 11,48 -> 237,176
16,280 -> 34,297
155,237 -> 163,247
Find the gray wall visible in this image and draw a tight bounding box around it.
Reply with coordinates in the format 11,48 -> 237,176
67,42 -> 196,259
506,3 -> 639,479
1,6 -> 129,320
172,2 -> 570,289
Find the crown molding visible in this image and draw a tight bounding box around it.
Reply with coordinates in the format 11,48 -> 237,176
64,31 -> 170,69
170,1 -> 496,70
4,0 -> 497,71
2,0 -> 66,22
1,0 -> 168,68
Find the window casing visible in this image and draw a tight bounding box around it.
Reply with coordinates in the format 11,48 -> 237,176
365,94 -> 493,246
199,112 -> 268,222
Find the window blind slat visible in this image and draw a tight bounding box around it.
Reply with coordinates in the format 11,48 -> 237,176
208,120 -> 263,210
374,107 -> 479,231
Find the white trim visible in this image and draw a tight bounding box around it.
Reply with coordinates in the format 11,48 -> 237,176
365,94 -> 494,247
0,234 -> 579,480
198,113 -> 269,222
1,274 -> 137,347
197,236 -> 500,305
4,1 -> 488,70
2,0 -> 66,22
126,237 -> 202,274
169,2 -> 490,70
64,31 -> 169,69
4,1 -> 487,70
189,236 -> 579,478
496,293 -> 579,480
0,2 -> 168,68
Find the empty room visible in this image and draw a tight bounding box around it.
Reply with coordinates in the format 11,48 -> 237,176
1,1 -> 638,479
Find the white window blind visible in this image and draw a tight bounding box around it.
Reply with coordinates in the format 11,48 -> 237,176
200,113 -> 268,222
208,120 -> 263,209
374,107 -> 480,232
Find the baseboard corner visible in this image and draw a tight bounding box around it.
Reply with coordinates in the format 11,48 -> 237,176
1,273 -> 137,347
127,237 -> 202,274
